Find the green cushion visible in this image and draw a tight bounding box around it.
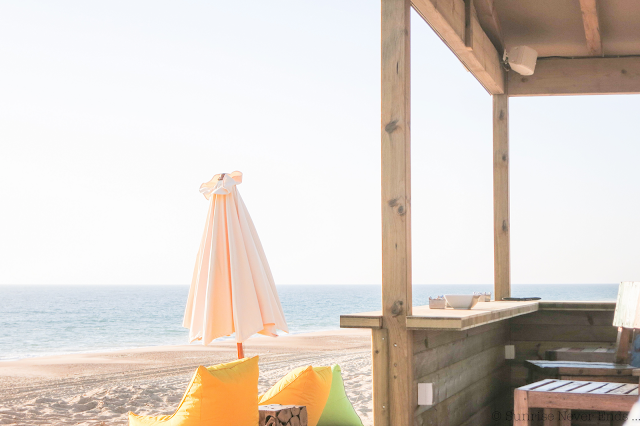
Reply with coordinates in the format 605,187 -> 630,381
317,365 -> 363,426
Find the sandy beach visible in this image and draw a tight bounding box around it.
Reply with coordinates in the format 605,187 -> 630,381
0,329 -> 372,426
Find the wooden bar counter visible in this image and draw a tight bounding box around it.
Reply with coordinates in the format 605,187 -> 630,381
340,301 -> 539,331
340,301 -> 617,426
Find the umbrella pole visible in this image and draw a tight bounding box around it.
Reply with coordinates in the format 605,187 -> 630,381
237,342 -> 244,359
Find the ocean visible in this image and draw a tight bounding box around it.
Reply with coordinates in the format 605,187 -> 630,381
0,284 -> 619,361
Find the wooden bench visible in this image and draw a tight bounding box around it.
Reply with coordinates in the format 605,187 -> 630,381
525,282 -> 640,382
525,360 -> 638,384
514,379 -> 639,425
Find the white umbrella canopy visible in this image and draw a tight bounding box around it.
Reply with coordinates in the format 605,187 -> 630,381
183,171 -> 288,357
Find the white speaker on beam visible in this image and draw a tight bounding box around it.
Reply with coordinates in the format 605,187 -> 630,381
506,46 -> 538,76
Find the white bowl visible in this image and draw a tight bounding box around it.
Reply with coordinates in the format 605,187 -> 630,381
444,294 -> 480,310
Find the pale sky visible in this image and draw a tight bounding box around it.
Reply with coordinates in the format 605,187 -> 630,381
1,1 -> 638,286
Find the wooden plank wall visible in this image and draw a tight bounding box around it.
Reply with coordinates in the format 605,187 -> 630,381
509,308 -> 618,388
411,307 -> 618,426
413,322 -> 511,426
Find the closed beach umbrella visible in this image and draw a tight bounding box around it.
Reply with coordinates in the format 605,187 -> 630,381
183,171 -> 288,358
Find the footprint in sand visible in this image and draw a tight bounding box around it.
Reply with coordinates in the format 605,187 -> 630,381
34,397 -> 57,404
72,401 -> 98,412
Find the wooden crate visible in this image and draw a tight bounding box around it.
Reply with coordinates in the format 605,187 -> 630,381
259,404 -> 307,426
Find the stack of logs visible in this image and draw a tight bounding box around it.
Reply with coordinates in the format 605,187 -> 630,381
259,405 -> 308,426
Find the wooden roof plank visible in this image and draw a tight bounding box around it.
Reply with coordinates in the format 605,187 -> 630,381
579,0 -> 603,56
411,0 -> 505,94
509,57 -> 640,96
473,0 -> 504,51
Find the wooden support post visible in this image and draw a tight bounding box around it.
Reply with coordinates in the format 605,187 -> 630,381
615,327 -> 632,364
372,329 -> 390,426
513,389 -> 530,425
464,0 -> 473,50
493,94 -> 510,301
543,408 -> 560,426
381,0 -> 413,425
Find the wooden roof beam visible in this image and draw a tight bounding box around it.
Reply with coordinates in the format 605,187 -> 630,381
473,0 -> 504,52
412,0 -> 505,94
579,0 -> 603,56
508,57 -> 640,96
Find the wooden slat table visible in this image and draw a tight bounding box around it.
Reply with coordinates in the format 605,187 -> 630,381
514,379 -> 639,425
525,360 -> 638,383
547,347 -> 616,363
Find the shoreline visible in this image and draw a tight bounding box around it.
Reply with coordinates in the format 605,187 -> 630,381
0,329 -> 373,426
0,328 -> 347,364
0,329 -> 369,373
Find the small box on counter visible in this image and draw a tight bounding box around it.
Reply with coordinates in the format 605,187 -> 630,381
429,296 -> 446,309
474,292 -> 492,302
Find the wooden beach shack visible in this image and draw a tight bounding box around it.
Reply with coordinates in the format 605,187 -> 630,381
340,1 -> 640,425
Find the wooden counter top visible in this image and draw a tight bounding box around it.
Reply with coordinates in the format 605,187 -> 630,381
340,300 -> 616,331
340,301 -> 539,331
406,301 -> 539,330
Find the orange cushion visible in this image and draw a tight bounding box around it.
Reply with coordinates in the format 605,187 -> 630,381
129,356 -> 259,426
258,366 -> 332,426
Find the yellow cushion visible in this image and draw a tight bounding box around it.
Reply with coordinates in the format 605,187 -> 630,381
258,366 -> 332,426
129,356 -> 259,426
